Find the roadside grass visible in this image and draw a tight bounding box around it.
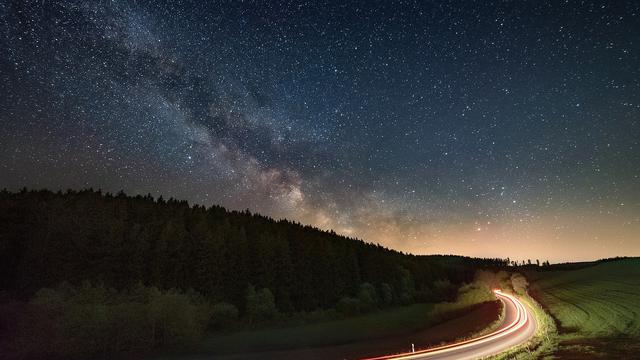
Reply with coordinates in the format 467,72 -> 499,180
200,303 -> 438,354
201,301 -> 495,355
467,271 -> 559,360
529,258 -> 640,358
486,292 -> 558,360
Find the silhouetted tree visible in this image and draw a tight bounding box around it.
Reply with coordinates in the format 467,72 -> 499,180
0,189 -> 505,313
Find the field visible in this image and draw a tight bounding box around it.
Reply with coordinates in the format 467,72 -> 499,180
529,258 -> 640,358
160,296 -> 501,359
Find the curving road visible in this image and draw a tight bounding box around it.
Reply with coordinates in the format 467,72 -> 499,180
361,290 -> 537,360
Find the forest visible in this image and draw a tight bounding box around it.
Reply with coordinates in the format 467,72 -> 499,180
0,189 -> 508,359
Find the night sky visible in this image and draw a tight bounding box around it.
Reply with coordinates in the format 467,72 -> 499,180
1,0 -> 639,262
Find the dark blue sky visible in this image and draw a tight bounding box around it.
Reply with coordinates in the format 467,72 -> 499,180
1,0 -> 638,260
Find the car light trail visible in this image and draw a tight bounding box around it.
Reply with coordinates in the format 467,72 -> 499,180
360,290 -> 533,360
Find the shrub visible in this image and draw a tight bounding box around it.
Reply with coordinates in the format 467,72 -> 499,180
357,283 -> 378,312
336,296 -> 361,316
510,273 -> 528,295
475,270 -> 511,290
245,285 -> 279,323
431,278 -> 455,299
455,282 -> 494,305
209,302 -> 239,329
396,267 -> 416,304
378,283 -> 394,306
22,283 -> 212,359
149,290 -> 209,347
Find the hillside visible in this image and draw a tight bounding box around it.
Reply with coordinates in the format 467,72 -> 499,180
529,258 -> 640,358
0,188 -> 505,359
0,189 -> 505,306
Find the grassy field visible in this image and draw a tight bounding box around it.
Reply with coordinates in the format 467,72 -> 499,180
530,258 -> 640,358
158,286 -> 500,359
203,303 -> 439,354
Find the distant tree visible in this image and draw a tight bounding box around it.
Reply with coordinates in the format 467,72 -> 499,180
536,259 -> 540,266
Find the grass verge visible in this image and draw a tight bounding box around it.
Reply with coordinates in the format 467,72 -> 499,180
200,303 -> 438,354
159,283 -> 502,359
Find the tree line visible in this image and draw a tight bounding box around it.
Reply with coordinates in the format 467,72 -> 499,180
0,188 -> 508,358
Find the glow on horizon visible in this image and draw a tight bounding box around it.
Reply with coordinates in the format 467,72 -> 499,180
337,211 -> 640,263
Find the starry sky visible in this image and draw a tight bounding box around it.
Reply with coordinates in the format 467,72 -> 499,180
1,0 -> 639,262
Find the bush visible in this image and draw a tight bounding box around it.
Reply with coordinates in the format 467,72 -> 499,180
209,302 -> 239,329
431,278 -> 455,299
414,288 -> 433,302
18,283 -> 213,359
245,285 -> 279,323
510,273 -> 528,295
378,283 -> 394,306
149,290 -> 209,347
336,296 -> 361,316
396,267 -> 416,304
455,282 -> 494,305
109,302 -> 154,352
475,270 -> 511,290
357,283 -> 378,312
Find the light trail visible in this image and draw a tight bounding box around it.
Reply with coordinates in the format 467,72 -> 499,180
360,290 -> 535,360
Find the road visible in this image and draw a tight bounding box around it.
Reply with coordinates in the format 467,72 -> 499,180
361,290 -> 537,360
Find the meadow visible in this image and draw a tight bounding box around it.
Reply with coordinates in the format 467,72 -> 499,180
160,284 -> 500,359
529,258 -> 640,357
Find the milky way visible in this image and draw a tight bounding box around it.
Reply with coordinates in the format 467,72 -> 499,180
1,0 -> 639,261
